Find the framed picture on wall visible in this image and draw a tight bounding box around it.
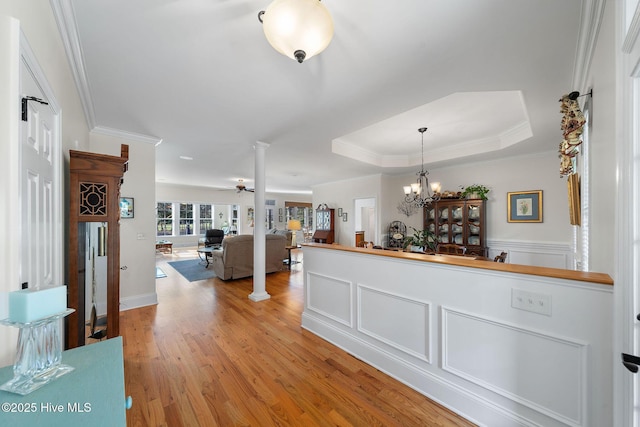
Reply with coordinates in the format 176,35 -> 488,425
507,190 -> 542,223
120,197 -> 134,218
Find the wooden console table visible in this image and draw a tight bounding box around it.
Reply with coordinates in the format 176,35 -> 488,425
0,337 -> 127,426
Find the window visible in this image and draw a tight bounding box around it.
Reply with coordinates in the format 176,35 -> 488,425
157,202 -> 173,236
199,204 -> 212,232
266,199 -> 276,230
179,203 -> 194,235
156,202 -> 241,237
285,202 -> 313,229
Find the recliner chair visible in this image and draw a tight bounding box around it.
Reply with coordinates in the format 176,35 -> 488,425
204,229 -> 225,249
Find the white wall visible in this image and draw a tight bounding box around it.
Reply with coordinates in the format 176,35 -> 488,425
388,150 -> 574,244
312,175 -> 382,246
0,14 -> 21,368
314,151 -> 582,268
89,132 -> 158,311
0,3 -> 90,366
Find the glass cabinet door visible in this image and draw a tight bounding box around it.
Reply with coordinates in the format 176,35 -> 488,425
466,202 -> 482,247
437,205 -> 450,243
425,205 -> 436,235
450,202 -> 464,245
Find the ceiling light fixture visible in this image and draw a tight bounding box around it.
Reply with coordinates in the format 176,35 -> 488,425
258,0 -> 334,64
403,127 -> 440,208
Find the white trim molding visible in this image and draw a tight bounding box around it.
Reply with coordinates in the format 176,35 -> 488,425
119,292 -> 158,312
572,0 -> 607,91
92,126 -> 162,145
49,0 -> 96,128
486,239 -> 573,269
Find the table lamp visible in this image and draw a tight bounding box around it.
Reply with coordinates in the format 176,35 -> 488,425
287,219 -> 302,246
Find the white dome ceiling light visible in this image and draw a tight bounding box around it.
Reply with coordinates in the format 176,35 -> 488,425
258,0 -> 334,64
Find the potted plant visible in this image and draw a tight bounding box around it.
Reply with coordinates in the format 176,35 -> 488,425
403,227 -> 438,252
460,184 -> 490,200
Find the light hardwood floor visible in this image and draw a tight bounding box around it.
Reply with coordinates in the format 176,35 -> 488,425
121,248 -> 476,426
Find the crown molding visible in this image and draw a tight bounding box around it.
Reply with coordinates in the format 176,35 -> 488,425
92,126 -> 162,145
49,0 -> 96,128
572,0 -> 606,92
332,120 -> 531,168
623,1 -> 640,53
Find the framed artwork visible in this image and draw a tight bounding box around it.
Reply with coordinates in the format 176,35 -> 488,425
507,191 -> 542,223
120,197 -> 134,218
567,174 -> 581,225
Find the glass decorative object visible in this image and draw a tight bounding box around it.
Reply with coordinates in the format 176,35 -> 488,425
0,309 -> 75,395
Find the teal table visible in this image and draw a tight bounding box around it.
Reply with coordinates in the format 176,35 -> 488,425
0,337 -> 127,426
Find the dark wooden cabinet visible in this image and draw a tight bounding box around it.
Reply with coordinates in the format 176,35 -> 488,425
312,206 -> 335,244
67,145 -> 128,349
424,199 -> 487,257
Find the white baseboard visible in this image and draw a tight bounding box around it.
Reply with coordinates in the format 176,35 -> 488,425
119,292 -> 158,311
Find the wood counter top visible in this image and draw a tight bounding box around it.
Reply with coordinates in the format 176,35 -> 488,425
301,243 -> 613,286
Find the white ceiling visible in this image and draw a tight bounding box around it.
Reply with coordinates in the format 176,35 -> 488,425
60,0 -> 587,193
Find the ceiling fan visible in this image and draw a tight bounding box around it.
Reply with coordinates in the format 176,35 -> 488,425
235,179 -> 254,193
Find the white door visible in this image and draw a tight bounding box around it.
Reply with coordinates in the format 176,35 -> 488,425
19,54 -> 62,289
354,197 -> 377,245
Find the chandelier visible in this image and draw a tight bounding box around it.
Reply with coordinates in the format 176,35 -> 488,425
403,127 -> 440,208
258,0 -> 334,64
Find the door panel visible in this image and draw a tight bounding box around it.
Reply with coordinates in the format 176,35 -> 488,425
20,57 -> 60,289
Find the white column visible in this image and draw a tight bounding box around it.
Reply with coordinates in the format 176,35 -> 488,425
249,141 -> 270,302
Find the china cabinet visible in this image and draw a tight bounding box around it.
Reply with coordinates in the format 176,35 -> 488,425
424,199 -> 487,256
312,205 -> 335,244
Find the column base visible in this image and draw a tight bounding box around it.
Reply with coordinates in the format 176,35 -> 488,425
248,292 -> 271,302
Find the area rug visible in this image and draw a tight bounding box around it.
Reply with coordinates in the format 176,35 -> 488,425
155,267 -> 167,278
167,259 -> 216,282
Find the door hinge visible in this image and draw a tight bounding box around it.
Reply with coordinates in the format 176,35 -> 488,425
21,96 -> 49,121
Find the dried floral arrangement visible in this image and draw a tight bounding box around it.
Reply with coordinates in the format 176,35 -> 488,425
558,93 -> 586,176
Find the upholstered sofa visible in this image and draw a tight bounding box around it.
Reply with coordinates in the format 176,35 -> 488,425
268,228 -> 293,246
210,234 -> 287,280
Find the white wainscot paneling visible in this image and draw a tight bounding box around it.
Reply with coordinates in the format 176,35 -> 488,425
306,272 -> 353,327
487,240 -> 572,269
357,285 -> 431,363
442,307 -> 587,426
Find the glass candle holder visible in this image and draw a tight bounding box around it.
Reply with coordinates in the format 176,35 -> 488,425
0,309 -> 75,395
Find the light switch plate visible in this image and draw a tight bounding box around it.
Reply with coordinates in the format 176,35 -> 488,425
511,289 -> 552,316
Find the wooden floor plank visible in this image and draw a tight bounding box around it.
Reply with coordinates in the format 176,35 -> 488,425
116,248 -> 476,426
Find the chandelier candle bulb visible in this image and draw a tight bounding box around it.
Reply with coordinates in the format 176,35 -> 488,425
8,285 -> 67,323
